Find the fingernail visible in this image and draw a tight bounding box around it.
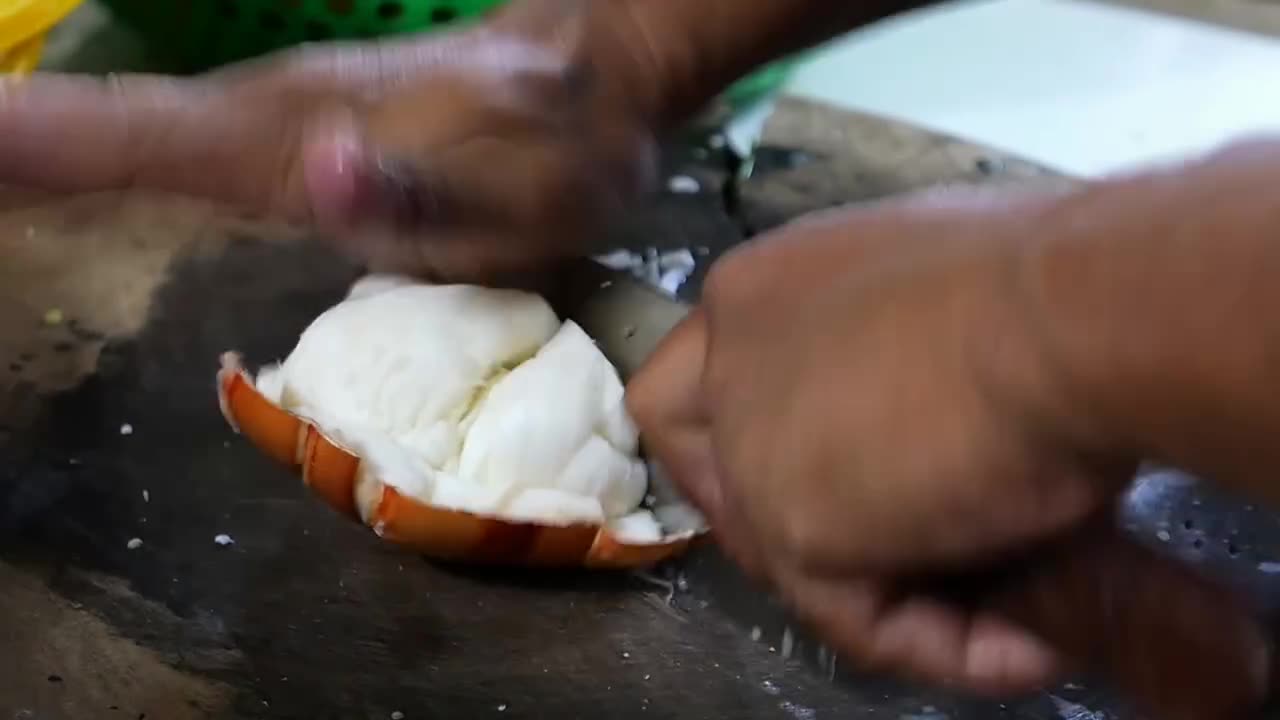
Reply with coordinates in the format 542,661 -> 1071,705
302,110 -> 365,228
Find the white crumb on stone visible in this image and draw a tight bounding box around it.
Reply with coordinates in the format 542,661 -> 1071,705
666,175 -> 701,194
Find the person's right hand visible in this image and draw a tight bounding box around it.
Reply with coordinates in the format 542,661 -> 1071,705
627,187 -> 1276,720
0,4 -> 659,282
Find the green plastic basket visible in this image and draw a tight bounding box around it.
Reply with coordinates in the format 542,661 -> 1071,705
100,0 -> 791,107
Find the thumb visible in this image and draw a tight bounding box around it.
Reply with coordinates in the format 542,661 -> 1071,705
625,309 -> 722,520
625,309 -> 772,580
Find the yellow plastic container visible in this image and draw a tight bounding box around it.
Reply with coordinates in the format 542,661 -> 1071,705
1,0 -> 83,73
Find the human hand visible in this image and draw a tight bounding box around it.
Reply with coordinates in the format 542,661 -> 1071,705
0,2 -> 658,282
626,188 -> 1274,718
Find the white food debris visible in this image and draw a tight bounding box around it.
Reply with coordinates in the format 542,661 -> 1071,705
591,244 -> 696,293
657,249 -> 697,295
643,248 -> 661,285
142,489 -> 150,503
594,249 -> 641,271
658,270 -> 688,295
119,423 -> 133,436
214,534 -> 235,547
1156,529 -> 1171,542
621,651 -> 630,659
780,701 -> 816,720
750,626 -> 762,642
126,537 -> 143,550
497,705 -> 507,712
1049,694 -> 1106,720
390,712 -> 405,720
659,249 -> 696,273
592,248 -> 700,295
666,175 -> 701,194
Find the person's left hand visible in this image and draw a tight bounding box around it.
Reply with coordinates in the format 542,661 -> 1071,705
0,4 -> 660,283
625,188 -> 1273,718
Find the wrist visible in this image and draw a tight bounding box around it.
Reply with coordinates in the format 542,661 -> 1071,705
1007,146 -> 1280,483
974,188 -> 1133,467
1002,184 -> 1155,470
488,0 -> 935,133
485,0 -> 681,130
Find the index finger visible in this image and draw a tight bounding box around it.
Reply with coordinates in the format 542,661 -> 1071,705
0,72 -> 306,214
0,72 -> 192,191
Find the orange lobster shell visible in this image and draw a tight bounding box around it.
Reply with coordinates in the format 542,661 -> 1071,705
216,352 -> 701,568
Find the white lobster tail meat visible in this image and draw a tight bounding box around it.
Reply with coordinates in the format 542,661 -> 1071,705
246,276 -> 665,541
457,320 -> 647,523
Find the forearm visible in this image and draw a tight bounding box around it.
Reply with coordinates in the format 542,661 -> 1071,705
612,0 -> 932,127
1018,139 -> 1280,506
495,0 -> 932,129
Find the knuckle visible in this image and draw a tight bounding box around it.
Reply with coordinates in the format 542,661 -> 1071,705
104,74 -> 184,184
102,74 -> 147,185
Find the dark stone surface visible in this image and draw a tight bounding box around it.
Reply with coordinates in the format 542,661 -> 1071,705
6,102 -> 1280,720
0,235 -> 877,720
